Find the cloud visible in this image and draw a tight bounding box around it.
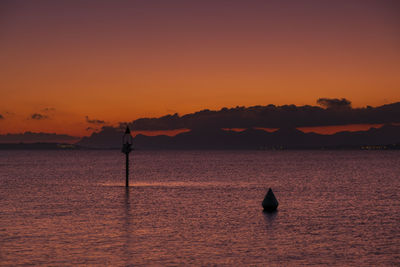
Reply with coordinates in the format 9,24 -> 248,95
121,99 -> 400,130
85,116 -> 105,124
317,98 -> 351,109
30,113 -> 48,120
0,111 -> 16,120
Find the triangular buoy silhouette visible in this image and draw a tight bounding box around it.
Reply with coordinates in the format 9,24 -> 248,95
262,188 -> 279,212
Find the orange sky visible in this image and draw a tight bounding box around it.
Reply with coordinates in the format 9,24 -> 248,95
1,0 -> 399,136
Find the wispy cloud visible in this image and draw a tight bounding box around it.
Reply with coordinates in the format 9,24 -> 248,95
85,116 -> 105,124
317,98 -> 351,109
30,113 -> 48,120
0,114 -> 4,120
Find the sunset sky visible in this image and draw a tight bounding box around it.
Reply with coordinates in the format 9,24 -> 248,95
1,0 -> 399,136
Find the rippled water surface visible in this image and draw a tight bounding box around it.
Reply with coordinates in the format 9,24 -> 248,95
0,150 -> 399,266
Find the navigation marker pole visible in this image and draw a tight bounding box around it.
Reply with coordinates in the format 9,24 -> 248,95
122,126 -> 133,187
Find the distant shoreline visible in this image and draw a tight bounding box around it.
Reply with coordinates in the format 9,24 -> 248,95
1,142 -> 399,151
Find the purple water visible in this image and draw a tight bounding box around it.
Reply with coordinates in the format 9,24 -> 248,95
1,150 -> 399,265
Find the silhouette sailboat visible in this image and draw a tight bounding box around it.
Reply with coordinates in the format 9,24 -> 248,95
262,188 -> 279,212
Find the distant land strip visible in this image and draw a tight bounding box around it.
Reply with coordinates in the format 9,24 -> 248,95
3,124 -> 399,150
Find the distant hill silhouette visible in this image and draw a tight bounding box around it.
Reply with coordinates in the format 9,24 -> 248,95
0,132 -> 79,143
76,124 -> 400,150
77,127 -> 121,149
0,143 -> 79,150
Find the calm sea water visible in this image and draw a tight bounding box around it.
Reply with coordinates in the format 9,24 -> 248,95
0,150 -> 399,266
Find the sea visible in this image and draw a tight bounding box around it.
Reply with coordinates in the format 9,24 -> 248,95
0,150 -> 399,266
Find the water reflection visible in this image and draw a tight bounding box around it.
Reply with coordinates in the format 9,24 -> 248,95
262,210 -> 278,230
2,150 -> 399,265
122,187 -> 133,265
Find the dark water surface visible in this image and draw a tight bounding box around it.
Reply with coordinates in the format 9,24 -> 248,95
0,150 -> 399,266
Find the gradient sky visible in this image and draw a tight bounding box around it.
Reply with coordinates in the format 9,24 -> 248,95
1,0 -> 399,136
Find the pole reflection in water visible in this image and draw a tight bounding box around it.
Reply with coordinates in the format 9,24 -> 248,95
122,187 -> 133,265
262,210 -> 278,231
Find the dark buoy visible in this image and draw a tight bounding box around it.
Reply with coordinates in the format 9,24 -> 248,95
262,188 -> 279,212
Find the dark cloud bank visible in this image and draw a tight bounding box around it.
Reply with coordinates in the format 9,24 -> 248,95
125,98 -> 400,130
78,99 -> 400,149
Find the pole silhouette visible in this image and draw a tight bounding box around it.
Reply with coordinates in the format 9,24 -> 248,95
125,152 -> 129,187
122,126 -> 133,187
